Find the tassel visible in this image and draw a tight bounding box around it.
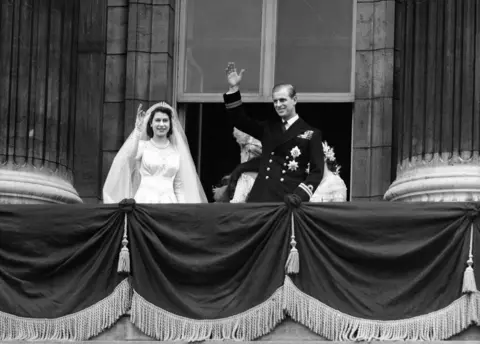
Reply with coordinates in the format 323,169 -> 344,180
117,213 -> 130,273
462,224 -> 477,293
285,212 -> 299,274
286,245 -> 299,274
463,264 -> 476,294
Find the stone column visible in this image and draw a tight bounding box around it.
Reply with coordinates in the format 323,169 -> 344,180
385,0 -> 480,202
0,0 -> 81,204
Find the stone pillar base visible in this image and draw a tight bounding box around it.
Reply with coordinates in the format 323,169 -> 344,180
0,168 -> 82,204
384,153 -> 480,202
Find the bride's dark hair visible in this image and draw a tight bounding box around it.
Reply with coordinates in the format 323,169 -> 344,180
146,107 -> 173,138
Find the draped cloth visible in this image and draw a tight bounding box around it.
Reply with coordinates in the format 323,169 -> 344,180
0,201 -> 479,341
0,204 -> 130,340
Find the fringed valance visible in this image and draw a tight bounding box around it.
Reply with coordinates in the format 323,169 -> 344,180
0,201 -> 479,341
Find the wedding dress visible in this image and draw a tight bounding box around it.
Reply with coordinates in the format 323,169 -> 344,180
309,168 -> 347,202
230,129 -> 261,203
230,172 -> 257,203
134,140 -> 185,203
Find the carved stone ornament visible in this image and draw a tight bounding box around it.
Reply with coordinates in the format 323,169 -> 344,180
384,152 -> 480,202
0,164 -> 81,204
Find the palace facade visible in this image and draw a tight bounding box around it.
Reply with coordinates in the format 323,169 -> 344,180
0,0 -> 478,204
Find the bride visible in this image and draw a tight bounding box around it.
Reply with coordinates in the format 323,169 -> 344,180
103,102 -> 208,204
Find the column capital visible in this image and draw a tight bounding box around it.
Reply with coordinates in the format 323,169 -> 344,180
385,152 -> 480,202
0,166 -> 81,204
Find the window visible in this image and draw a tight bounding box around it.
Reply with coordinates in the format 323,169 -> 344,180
177,0 -> 355,103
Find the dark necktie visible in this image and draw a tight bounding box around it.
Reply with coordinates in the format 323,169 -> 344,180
282,120 -> 288,132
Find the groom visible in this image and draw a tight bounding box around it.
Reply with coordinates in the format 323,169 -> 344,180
223,62 -> 325,204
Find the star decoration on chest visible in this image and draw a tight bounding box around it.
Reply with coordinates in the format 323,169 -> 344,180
290,146 -> 301,158
288,160 -> 299,171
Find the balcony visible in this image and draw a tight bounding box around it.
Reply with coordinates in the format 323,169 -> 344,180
1,200 -> 480,342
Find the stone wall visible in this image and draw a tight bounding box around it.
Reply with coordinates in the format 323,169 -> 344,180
74,0 -> 108,203
351,0 -> 395,201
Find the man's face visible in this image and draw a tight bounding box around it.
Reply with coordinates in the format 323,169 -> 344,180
272,88 -> 297,119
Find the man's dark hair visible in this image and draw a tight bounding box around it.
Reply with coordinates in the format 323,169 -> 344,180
272,83 -> 297,98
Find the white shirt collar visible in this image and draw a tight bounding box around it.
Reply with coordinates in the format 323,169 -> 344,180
283,114 -> 299,129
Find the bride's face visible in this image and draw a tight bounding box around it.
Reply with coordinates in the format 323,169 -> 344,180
151,112 -> 171,138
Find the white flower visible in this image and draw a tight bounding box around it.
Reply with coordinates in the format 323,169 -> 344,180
290,146 -> 301,158
288,160 -> 299,171
322,141 -> 335,161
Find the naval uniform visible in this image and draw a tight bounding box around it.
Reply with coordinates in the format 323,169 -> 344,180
224,90 -> 325,202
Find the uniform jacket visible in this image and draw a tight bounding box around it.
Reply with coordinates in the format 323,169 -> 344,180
224,91 -> 325,202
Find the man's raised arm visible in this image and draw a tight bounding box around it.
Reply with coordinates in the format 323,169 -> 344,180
223,62 -> 264,140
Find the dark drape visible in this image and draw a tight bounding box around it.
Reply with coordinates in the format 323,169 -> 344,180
0,201 -> 478,341
0,204 -> 124,318
291,202 -> 475,319
129,203 -> 290,319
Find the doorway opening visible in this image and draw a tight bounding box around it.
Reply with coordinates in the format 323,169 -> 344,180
183,102 -> 353,202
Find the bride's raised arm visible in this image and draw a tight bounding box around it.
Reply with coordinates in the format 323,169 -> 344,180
103,104 -> 146,203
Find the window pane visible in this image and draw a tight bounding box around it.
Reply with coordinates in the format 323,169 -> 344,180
274,0 -> 353,93
183,0 -> 263,94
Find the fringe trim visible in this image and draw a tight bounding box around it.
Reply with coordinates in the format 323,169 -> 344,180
130,286 -> 285,341
0,278 -> 131,341
284,276 -> 480,341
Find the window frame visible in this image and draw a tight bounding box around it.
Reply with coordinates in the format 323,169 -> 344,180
175,0 -> 356,103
